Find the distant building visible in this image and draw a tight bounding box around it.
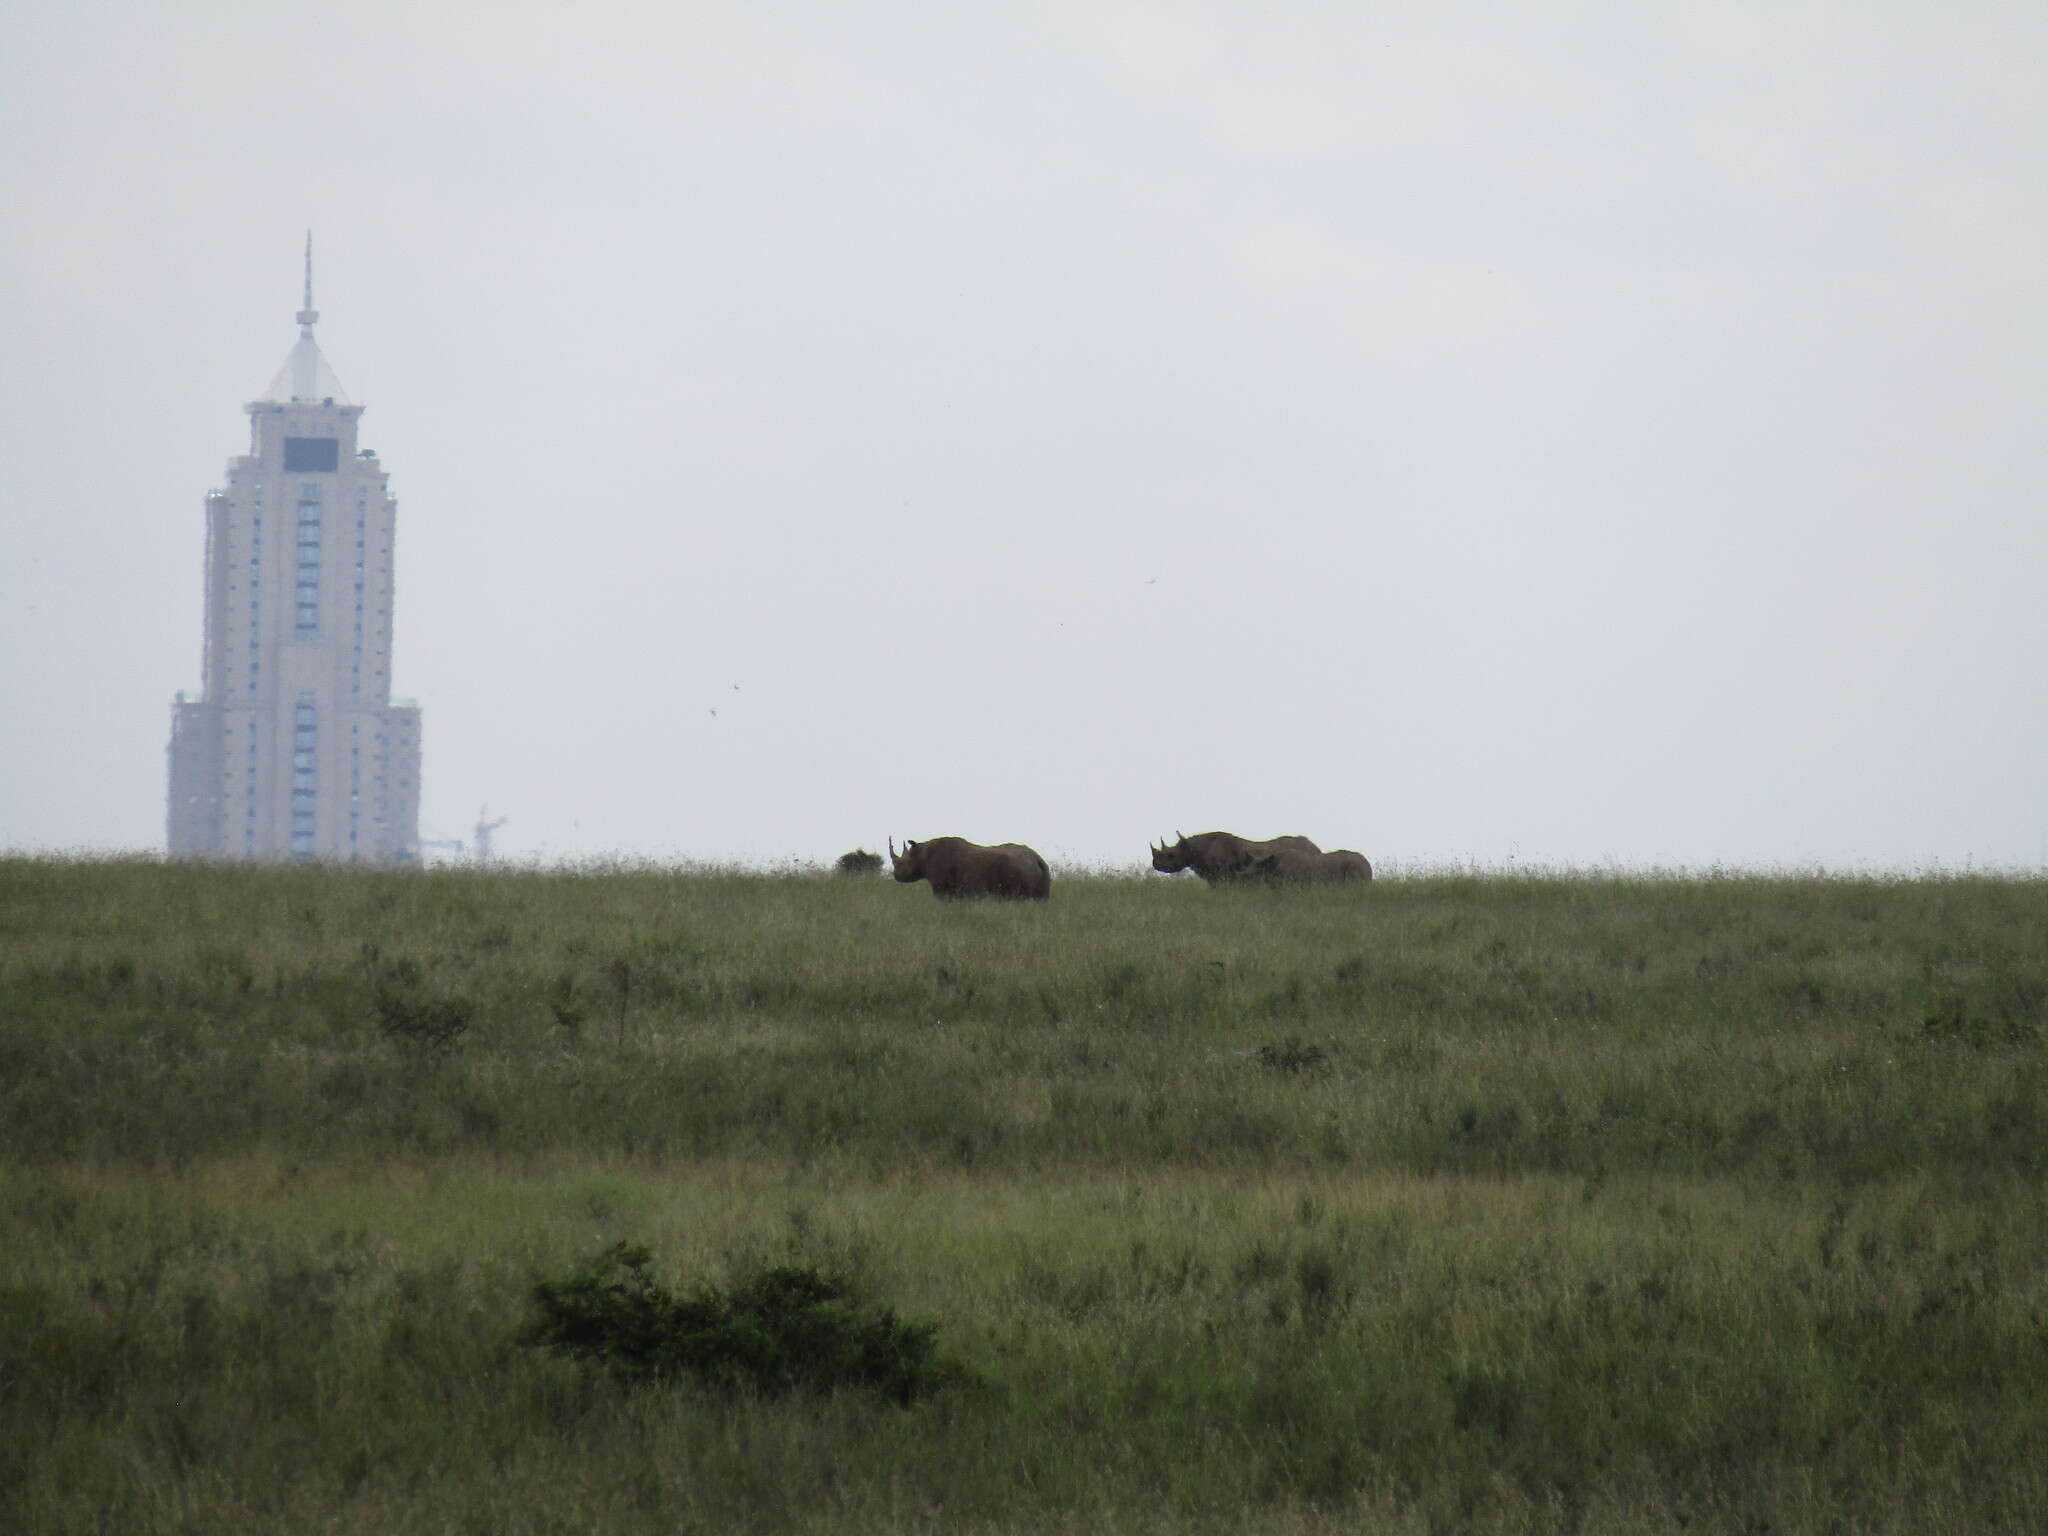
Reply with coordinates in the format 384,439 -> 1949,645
167,239 -> 422,862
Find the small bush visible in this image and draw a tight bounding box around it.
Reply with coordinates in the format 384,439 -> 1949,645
1917,1010 -> 2038,1049
518,1243 -> 971,1405
373,989 -> 472,1054
1256,1039 -> 1330,1073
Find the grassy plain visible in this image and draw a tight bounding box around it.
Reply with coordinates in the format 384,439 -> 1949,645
4,856 -> 2047,1533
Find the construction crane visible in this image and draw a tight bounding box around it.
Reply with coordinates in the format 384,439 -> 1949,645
473,806 -> 509,863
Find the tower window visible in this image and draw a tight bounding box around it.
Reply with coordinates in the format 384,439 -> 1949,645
290,698 -> 318,856
295,494 -> 322,633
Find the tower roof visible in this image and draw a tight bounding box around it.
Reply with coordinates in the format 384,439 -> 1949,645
259,232 -> 352,404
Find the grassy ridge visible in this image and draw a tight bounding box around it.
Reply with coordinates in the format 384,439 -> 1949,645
4,858 -> 2047,1532
4,858 -> 2044,1176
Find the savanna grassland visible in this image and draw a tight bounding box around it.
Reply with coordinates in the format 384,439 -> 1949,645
4,857 -> 2047,1534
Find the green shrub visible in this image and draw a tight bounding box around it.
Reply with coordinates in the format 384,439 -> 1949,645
517,1243 -> 971,1405
1918,1009 -> 2039,1049
1255,1039 -> 1330,1073
373,989 -> 472,1054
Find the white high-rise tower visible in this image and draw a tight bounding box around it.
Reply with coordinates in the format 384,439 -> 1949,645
168,238 -> 422,862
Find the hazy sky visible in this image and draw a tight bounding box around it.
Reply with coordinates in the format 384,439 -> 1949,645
3,1 -> 2043,872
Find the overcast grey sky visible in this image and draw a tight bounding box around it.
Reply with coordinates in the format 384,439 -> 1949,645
3,1 -> 2042,871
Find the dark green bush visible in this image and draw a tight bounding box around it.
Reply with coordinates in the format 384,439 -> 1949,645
1256,1039 -> 1330,1073
517,1243 -> 971,1405
373,989 -> 472,1054
1916,1008 -> 2039,1049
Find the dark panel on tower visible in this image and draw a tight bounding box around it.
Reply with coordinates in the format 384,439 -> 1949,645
284,437 -> 339,472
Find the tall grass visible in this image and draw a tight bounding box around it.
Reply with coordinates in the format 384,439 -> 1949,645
5,858 -> 2043,1177
3,857 -> 2046,1532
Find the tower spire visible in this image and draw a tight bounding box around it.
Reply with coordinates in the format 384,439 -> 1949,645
262,231 -> 349,404
296,229 -> 318,333
277,230 -> 343,403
